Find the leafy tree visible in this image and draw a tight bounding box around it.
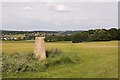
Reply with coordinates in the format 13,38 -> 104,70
108,28 -> 118,40
93,29 -> 110,41
72,31 -> 89,43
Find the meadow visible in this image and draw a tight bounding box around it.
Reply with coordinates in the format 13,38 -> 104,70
1,41 -> 118,78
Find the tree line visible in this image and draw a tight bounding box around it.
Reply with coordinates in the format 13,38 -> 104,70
44,28 -> 120,43
72,28 -> 120,43
2,28 -> 120,43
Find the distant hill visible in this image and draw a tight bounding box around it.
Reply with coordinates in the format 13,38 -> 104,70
1,30 -> 82,35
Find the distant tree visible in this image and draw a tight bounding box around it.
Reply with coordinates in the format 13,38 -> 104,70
118,28 -> 120,40
45,36 -> 57,42
72,31 -> 89,43
93,29 -> 110,41
108,28 -> 118,40
72,33 -> 82,43
64,35 -> 71,41
23,37 -> 26,40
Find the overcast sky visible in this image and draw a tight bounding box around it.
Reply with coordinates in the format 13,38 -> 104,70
1,2 -> 118,31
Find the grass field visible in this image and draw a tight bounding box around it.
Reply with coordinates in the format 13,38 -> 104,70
1,41 -> 118,78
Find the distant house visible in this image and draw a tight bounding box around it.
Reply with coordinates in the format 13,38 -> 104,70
13,37 -> 17,40
3,38 -> 7,40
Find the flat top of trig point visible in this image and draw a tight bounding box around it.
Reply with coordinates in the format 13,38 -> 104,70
35,37 -> 45,39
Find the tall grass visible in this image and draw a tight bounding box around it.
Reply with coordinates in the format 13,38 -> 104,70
2,48 -> 80,76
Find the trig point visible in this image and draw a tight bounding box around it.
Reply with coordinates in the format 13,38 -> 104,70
34,37 -> 46,61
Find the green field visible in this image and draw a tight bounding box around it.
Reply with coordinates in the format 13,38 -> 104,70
1,41 -> 118,78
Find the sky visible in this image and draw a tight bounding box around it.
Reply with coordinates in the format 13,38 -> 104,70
1,1 -> 118,31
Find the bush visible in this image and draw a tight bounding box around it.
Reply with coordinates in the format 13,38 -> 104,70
2,49 -> 80,75
46,48 -> 62,58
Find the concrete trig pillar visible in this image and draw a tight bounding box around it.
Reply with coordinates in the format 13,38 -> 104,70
34,37 -> 46,61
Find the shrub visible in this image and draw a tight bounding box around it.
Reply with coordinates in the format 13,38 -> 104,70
2,49 -> 80,75
46,48 -> 62,58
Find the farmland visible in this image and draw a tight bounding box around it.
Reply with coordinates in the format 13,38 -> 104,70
1,41 -> 118,78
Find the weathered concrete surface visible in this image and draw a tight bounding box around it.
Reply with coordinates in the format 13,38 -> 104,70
34,37 -> 46,61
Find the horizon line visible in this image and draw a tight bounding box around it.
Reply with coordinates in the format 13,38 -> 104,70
1,27 -> 119,31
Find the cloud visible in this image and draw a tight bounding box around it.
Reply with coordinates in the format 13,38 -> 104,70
56,4 -> 69,12
47,2 -> 70,12
24,6 -> 32,11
